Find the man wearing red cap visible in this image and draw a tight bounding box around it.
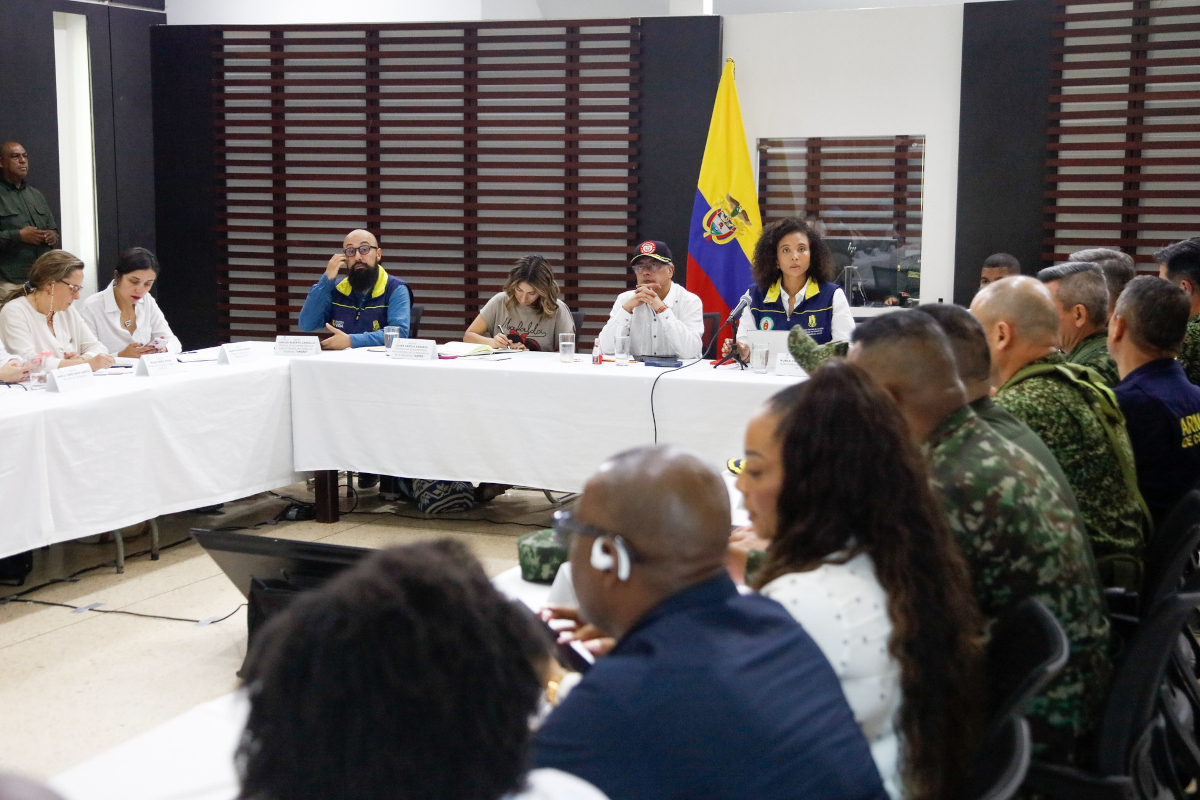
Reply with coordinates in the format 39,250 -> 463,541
598,240 -> 704,359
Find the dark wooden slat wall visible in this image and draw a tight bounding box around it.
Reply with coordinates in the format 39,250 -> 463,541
1043,1 -> 1200,268
757,136 -> 925,249
211,20 -> 643,344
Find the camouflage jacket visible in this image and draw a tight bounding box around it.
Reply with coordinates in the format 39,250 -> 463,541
1066,329 -> 1119,388
1180,314 -> 1200,387
996,354 -> 1148,564
787,325 -> 848,372
924,405 -> 1112,766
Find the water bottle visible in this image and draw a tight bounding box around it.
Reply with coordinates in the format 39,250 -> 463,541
591,341 -> 602,365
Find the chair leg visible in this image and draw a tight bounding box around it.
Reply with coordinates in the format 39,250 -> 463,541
114,530 -> 125,574
149,519 -> 161,561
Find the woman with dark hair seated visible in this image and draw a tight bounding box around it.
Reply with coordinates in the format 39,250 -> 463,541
79,247 -> 181,358
238,539 -> 607,800
721,217 -> 855,360
735,362 -> 984,800
464,255 -> 575,351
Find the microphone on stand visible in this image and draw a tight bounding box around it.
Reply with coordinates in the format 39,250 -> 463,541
711,293 -> 752,368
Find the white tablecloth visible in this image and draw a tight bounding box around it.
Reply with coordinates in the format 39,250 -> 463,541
0,345 -> 302,559
290,351 -> 801,492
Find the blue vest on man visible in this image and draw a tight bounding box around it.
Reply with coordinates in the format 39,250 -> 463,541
747,278 -> 838,344
328,267 -> 406,335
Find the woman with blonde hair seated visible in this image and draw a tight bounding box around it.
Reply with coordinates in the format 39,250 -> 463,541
464,254 -> 575,351
0,250 -> 114,371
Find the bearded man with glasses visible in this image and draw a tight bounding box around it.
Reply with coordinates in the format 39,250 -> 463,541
298,229 -> 411,351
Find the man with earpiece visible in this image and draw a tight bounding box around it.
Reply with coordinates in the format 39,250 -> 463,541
532,445 -> 888,800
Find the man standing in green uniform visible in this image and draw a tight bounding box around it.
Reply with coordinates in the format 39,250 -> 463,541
1037,261 -> 1119,387
0,142 -> 59,292
972,277 -> 1150,587
847,310 -> 1111,768
1158,238 -> 1200,386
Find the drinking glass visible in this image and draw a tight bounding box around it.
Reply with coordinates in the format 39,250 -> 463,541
29,356 -> 46,390
750,341 -> 769,374
559,333 -> 576,362
614,335 -> 631,366
383,326 -> 400,349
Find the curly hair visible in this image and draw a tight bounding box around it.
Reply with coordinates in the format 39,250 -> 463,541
504,254 -> 562,318
753,362 -> 985,800
751,217 -> 836,291
237,539 -> 551,800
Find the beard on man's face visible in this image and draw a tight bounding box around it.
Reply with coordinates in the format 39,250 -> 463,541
347,261 -> 377,294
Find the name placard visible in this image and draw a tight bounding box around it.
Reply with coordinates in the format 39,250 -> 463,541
217,343 -> 257,365
774,352 -> 809,378
135,353 -> 180,377
275,336 -> 321,357
388,339 -> 437,360
46,363 -> 95,393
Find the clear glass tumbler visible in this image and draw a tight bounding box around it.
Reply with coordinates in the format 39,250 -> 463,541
383,326 -> 400,349
615,335 -> 631,366
559,332 -> 576,363
751,341 -> 769,374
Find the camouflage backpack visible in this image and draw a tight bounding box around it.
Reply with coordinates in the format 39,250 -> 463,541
1008,359 -> 1153,532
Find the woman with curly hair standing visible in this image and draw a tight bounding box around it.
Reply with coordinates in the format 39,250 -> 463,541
736,362 -> 985,800
723,217 -> 855,360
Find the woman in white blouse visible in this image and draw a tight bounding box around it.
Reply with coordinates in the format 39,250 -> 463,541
0,250 -> 114,372
79,247 -> 181,357
736,361 -> 984,800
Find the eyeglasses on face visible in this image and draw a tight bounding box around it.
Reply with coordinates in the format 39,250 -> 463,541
58,280 -> 82,294
632,262 -> 668,275
343,244 -> 379,258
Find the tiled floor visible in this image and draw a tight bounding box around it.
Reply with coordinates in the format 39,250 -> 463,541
0,483 -> 556,780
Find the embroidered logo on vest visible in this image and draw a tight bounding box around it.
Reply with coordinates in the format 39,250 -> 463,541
759,317 -> 775,331
808,314 -> 817,328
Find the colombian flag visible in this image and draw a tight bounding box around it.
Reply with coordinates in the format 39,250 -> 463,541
686,58 -> 762,319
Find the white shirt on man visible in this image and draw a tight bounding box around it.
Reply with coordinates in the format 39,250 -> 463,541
0,295 -> 108,371
734,278 -> 856,344
758,552 -> 903,800
78,281 -> 182,355
597,281 -> 704,359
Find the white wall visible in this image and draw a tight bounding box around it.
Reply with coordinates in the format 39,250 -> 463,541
725,5 -> 964,303
164,0 -> 483,26
53,11 -> 100,299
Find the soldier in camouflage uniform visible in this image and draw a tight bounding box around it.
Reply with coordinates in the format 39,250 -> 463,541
1037,262 -> 1119,387
972,277 -> 1149,586
787,325 -> 846,372
1157,238 -> 1200,386
848,310 -> 1112,767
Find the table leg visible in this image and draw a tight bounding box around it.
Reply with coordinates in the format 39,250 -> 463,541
314,470 -> 340,523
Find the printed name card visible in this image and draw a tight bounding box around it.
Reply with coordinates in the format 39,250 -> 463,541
275,336 -> 321,357
135,353 -> 180,377
217,343 -> 257,365
46,363 -> 96,393
388,339 -> 438,360
774,352 -> 808,378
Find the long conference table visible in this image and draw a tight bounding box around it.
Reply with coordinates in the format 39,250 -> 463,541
0,345 -> 802,558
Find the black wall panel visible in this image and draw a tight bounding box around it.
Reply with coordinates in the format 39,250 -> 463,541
953,0 -> 1055,305
151,26 -> 218,348
636,15 -> 722,285
0,0 -> 163,285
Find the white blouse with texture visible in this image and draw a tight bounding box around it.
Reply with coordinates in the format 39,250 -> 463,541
78,281 -> 182,355
759,552 -> 903,800
0,295 -> 108,371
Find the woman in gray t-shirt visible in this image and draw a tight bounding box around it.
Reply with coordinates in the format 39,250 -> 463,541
464,255 -> 575,352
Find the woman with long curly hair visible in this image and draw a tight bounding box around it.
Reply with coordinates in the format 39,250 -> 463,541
723,217 -> 855,361
736,361 -> 984,800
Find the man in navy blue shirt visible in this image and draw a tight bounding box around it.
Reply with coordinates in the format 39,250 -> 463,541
1109,276 -> 1200,528
534,445 -> 887,800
